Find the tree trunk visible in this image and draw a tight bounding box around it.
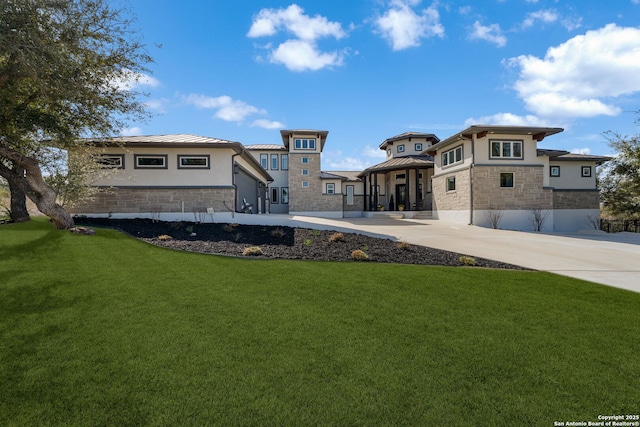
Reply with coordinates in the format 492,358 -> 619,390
0,146 -> 74,229
9,170 -> 31,223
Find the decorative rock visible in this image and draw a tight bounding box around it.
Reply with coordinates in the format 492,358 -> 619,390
69,226 -> 96,235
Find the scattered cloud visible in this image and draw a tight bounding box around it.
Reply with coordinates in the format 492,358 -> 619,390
251,119 -> 286,129
145,98 -> 170,113
469,21 -> 506,47
521,9 -> 558,29
120,127 -> 144,136
112,70 -> 160,91
374,0 -> 444,51
248,4 -> 347,72
464,113 -> 558,127
362,145 -> 387,159
561,16 -> 582,31
183,94 -> 277,124
571,147 -> 592,154
506,24 -> 640,119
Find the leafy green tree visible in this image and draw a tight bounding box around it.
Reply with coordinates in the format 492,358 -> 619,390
0,0 -> 152,228
600,111 -> 640,219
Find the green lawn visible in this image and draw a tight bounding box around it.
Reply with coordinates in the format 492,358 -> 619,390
1,219 -> 638,426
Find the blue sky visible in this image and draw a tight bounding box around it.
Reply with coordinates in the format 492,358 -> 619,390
122,0 -> 640,170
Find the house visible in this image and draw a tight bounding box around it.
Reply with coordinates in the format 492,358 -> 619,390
71,126 -> 610,232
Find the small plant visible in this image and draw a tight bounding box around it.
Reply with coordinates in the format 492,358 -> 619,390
169,222 -> 184,230
270,228 -> 286,238
185,225 -> 194,234
233,232 -> 242,242
396,241 -> 410,250
329,232 -> 344,242
351,249 -> 369,261
193,210 -> 207,224
157,234 -> 172,241
485,206 -> 504,229
584,214 -> 600,230
304,239 -> 313,247
459,256 -> 477,266
242,246 -> 263,256
311,230 -> 321,236
223,223 -> 239,232
150,208 -> 161,222
360,244 -> 369,252
530,209 -> 551,232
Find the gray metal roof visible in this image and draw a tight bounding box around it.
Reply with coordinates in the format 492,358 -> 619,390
246,144 -> 287,151
103,134 -> 241,146
541,150 -> 612,164
320,171 -> 362,181
379,132 -> 440,149
358,155 -> 434,177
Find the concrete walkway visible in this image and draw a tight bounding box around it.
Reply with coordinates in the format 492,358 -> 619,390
240,214 -> 640,293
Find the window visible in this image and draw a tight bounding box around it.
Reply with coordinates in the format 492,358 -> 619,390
395,173 -> 406,180
581,166 -> 592,177
302,181 -> 309,188
177,155 -> 209,169
346,185 -> 354,205
294,138 -> 316,149
442,145 -> 463,167
490,140 -> 523,159
135,155 -> 167,169
98,154 -> 124,169
387,149 -> 391,156
500,172 -> 514,187
326,183 -> 335,194
415,143 -> 423,151
446,176 -> 456,191
281,154 -> 288,170
419,183 -> 423,200
302,169 -> 309,176
281,187 -> 289,204
550,166 -> 560,177
397,144 -> 405,153
260,154 -> 268,169
271,187 -> 279,204
271,154 -> 278,170
301,157 -> 309,164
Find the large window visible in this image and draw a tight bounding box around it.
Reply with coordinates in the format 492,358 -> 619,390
442,145 -> 463,167
346,185 -> 354,205
271,187 -> 279,204
98,154 -> 124,169
281,187 -> 289,204
500,172 -> 514,187
135,155 -> 167,169
491,140 -> 523,159
281,154 -> 288,170
260,154 -> 268,169
177,155 -> 209,169
271,154 -> 279,170
326,183 -> 335,194
294,138 -> 316,149
446,176 -> 456,191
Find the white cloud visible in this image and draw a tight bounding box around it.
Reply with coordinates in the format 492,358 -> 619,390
120,127 -> 143,136
183,94 -> 269,123
464,113 -> 557,127
375,1 -> 444,51
470,21 -> 506,47
571,147 -> 592,154
522,10 -> 558,29
248,4 -> 347,72
561,16 -> 582,31
112,70 -> 160,91
145,98 -> 169,113
270,39 -> 344,71
251,119 -> 286,129
362,145 -> 386,159
507,24 -> 640,119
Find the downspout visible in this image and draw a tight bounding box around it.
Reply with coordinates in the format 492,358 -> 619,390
458,134 -> 474,225
231,147 -> 243,213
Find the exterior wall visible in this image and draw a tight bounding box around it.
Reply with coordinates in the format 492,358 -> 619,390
550,162 -> 598,189
432,167 -> 471,212
434,140 -> 472,174
288,152 -> 341,213
70,187 -> 235,215
553,209 -> 601,232
94,147 -> 235,187
342,181 -> 364,216
473,134 -> 540,165
472,165 -> 553,211
473,209 -> 554,232
553,189 -> 600,210
384,136 -> 435,160
247,149 -> 289,214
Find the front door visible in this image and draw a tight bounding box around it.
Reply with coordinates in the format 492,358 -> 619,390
395,184 -> 406,209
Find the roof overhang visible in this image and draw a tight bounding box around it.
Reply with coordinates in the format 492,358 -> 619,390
379,132 -> 440,150
280,129 -> 329,151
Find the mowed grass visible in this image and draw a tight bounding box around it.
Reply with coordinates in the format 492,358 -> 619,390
1,219 -> 638,426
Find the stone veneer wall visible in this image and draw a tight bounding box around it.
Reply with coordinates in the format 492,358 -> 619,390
69,187 -> 235,214
472,166 -> 553,210
287,153 -> 343,213
553,189 -> 600,209
343,195 -> 364,212
432,168 -> 471,211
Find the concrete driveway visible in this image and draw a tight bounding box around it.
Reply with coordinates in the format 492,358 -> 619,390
256,215 -> 640,293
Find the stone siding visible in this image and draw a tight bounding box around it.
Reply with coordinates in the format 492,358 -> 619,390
432,168 -> 471,211
553,190 -> 600,210
472,166 -> 552,210
343,195 -> 364,211
69,187 -> 235,214
287,153 -> 343,213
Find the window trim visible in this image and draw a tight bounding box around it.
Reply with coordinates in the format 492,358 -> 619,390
98,154 -> 124,169
550,165 -> 560,177
442,145 -> 463,168
260,154 -> 268,169
326,183 -> 335,194
301,157 -> 309,164
581,166 -> 592,177
490,140 -> 524,160
302,169 -> 309,176
177,154 -> 210,169
294,138 -> 316,150
500,172 -> 515,188
446,176 -> 456,192
281,154 -> 288,170
270,187 -> 279,204
302,181 -> 309,188
397,144 -> 405,153
346,185 -> 354,205
270,154 -> 279,171
134,154 -> 167,169
415,143 -> 423,151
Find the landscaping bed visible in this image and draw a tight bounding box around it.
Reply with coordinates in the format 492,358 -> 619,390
76,217 -> 526,269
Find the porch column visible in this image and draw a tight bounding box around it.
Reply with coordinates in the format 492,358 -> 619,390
374,173 -> 379,208
405,167 -> 410,211
415,167 -> 420,210
363,174 -> 368,211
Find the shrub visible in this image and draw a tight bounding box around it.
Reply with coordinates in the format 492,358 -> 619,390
223,223 -> 239,232
459,256 -> 477,266
157,234 -> 172,241
242,246 -> 263,256
396,241 -> 410,250
329,232 -> 345,242
311,230 -> 321,236
304,239 -> 312,247
270,228 -> 286,238
351,249 -> 369,261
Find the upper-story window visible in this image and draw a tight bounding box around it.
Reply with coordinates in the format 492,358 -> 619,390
98,154 -> 124,169
271,154 -> 279,170
301,157 -> 309,164
260,154 -> 268,169
178,155 -> 210,169
326,183 -> 335,194
491,140 -> 523,159
302,169 -> 309,176
387,149 -> 391,156
135,154 -> 167,169
294,138 -> 316,149
281,154 -> 288,170
397,144 -> 405,153
415,143 -> 422,151
442,145 -> 463,167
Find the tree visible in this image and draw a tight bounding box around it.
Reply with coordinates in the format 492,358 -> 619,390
600,111 -> 640,220
0,0 -> 152,228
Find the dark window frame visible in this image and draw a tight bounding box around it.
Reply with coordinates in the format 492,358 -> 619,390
98,154 -> 125,169
134,154 -> 168,169
177,154 -> 210,169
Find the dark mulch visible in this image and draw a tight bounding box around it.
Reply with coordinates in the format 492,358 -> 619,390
75,218 -> 528,270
